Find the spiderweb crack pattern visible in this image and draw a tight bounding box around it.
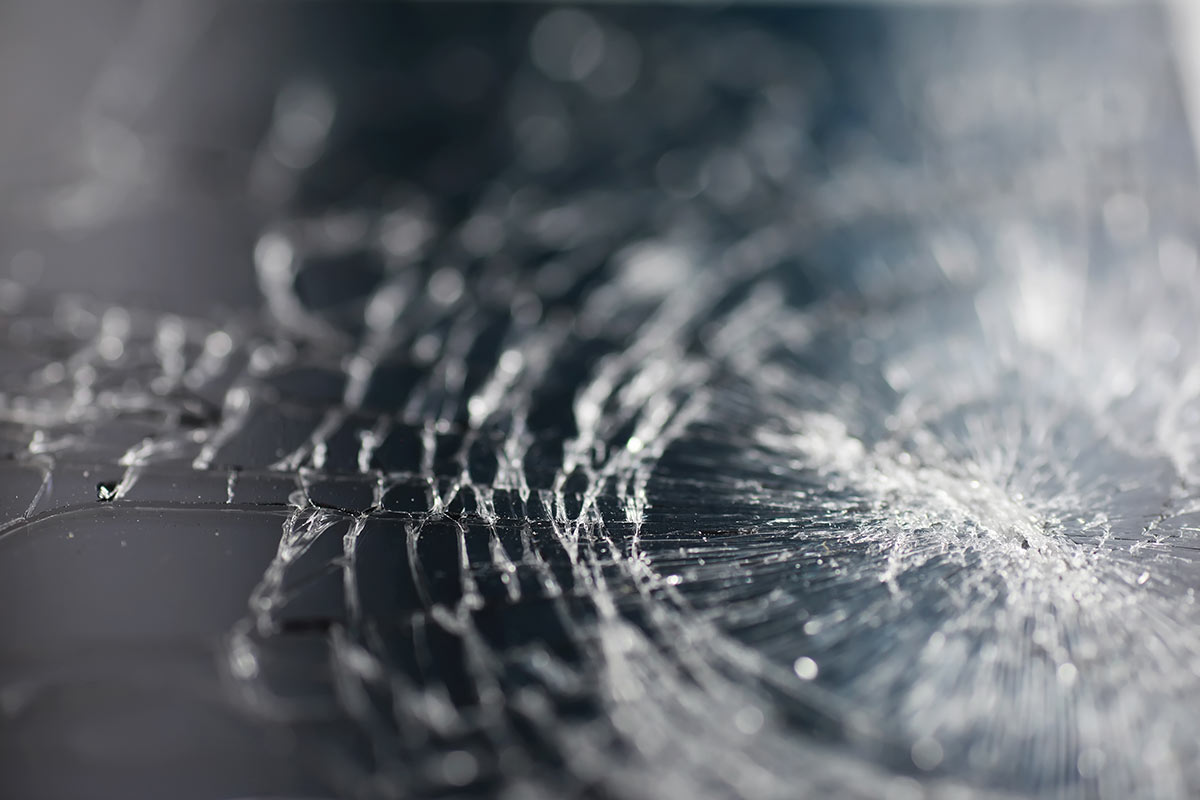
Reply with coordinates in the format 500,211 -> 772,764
3,4 -> 1200,800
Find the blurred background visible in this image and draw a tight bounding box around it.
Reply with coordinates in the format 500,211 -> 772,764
2,1 -> 1191,313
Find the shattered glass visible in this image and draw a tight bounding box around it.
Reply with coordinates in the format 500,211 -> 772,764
3,2 -> 1200,798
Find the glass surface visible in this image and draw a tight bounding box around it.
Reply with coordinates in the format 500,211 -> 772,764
1,3 -> 1198,798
